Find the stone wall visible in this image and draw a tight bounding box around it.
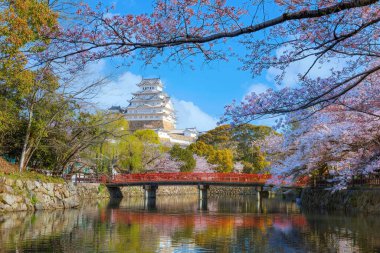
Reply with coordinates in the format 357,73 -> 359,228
0,177 -> 109,213
120,186 -> 258,197
301,188 -> 380,214
209,186 -> 257,196
121,186 -> 198,196
129,120 -> 174,131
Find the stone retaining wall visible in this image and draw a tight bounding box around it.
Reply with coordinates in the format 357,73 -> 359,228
121,186 -> 198,196
209,186 -> 257,196
0,177 -> 109,212
301,188 -> 380,214
119,186 -> 257,196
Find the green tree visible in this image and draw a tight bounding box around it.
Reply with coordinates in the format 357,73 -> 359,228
241,146 -> 270,174
83,113 -> 130,174
189,141 -> 233,173
0,0 -> 58,170
169,144 -> 196,172
94,129 -> 164,174
197,124 -> 276,173
188,141 -> 214,157
197,125 -> 233,150
207,149 -> 234,173
0,0 -> 58,135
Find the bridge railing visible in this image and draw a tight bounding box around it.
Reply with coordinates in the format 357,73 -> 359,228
111,173 -> 273,184
63,174 -> 108,184
60,172 -> 308,187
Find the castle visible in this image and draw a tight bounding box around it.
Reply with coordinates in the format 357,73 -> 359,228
109,78 -> 199,146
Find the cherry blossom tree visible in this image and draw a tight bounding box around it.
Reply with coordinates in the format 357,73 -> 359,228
148,153 -> 182,172
40,0 -> 380,117
259,79 -> 380,190
193,155 -> 217,173
148,153 -> 219,173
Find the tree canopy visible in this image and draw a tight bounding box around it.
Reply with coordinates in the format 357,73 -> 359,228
169,144 -> 196,172
196,124 -> 276,173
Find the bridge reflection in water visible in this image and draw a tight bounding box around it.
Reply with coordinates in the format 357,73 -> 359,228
103,196 -> 306,236
102,209 -> 308,236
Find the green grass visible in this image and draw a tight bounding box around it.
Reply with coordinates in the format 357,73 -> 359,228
30,195 -> 38,205
98,184 -> 106,193
0,171 -> 64,184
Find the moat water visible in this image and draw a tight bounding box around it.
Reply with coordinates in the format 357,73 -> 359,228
0,195 -> 379,253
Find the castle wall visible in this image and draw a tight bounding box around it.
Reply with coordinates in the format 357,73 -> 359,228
129,120 -> 175,131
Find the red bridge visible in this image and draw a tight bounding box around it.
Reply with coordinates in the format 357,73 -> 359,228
99,172 -> 307,210
105,172 -> 306,188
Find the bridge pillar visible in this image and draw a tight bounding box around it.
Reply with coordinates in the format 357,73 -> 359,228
198,185 -> 209,200
255,186 -> 269,200
143,184 -> 158,210
107,186 -> 123,199
198,185 -> 209,210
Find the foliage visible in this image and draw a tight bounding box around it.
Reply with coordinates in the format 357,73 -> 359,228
196,124 -> 275,173
30,194 -> 38,205
90,128 -> 165,174
197,125 -> 233,150
241,146 -> 270,174
169,145 -> 196,172
189,141 -> 234,173
0,1 -> 114,174
207,149 -> 234,173
0,0 -> 57,56
98,184 -> 106,194
189,141 -> 214,157
0,0 -> 58,137
0,0 -> 58,153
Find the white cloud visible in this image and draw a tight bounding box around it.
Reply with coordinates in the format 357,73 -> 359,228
95,72 -> 142,108
81,60 -> 142,108
172,98 -> 217,131
243,82 -> 270,101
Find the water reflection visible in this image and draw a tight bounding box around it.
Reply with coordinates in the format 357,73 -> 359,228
0,196 -> 379,253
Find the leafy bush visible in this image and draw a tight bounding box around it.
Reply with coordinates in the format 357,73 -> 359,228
207,149 -> 234,173
169,145 -> 196,172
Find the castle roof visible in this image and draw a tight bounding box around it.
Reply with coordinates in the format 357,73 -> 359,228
137,78 -> 163,87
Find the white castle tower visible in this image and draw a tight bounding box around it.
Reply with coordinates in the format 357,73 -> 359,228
125,78 -> 176,131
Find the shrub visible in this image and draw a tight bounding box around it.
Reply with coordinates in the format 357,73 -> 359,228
169,145 -> 196,172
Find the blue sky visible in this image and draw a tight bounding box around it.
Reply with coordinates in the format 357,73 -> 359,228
88,1 -> 339,131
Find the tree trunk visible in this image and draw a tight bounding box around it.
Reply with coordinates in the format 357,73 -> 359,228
19,106 -> 33,172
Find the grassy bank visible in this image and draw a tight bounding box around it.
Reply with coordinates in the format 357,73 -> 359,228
0,171 -> 64,184
0,158 -> 64,184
